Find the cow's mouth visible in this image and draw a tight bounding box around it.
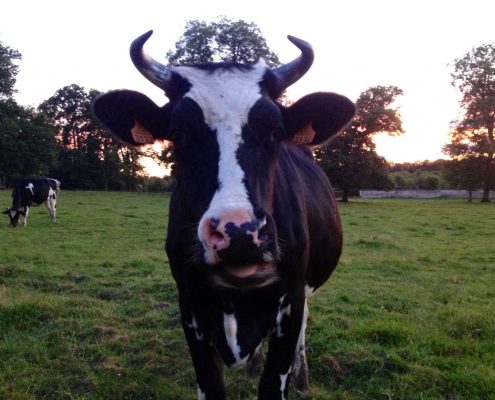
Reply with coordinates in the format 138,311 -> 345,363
213,263 -> 278,289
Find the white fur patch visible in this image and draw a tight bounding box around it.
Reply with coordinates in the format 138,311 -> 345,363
46,187 -> 57,222
25,183 -> 34,196
174,64 -> 267,238
22,207 -> 29,227
305,285 -> 315,297
280,370 -> 290,400
185,316 -> 204,341
293,299 -> 308,377
276,295 -> 291,338
223,312 -> 249,367
197,386 -> 206,400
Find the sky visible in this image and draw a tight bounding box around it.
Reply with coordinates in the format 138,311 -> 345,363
1,0 -> 494,166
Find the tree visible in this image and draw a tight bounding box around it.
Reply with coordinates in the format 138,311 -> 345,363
39,85 -> 143,190
162,17 -> 280,175
167,17 -> 280,66
166,20 -> 216,65
0,99 -> 58,187
0,41 -> 58,186
0,41 -> 21,99
443,158 -> 484,202
315,86 -> 403,201
445,43 -> 495,202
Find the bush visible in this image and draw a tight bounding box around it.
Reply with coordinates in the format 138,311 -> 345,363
142,176 -> 176,192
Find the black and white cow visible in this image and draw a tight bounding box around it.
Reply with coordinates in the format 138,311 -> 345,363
93,31 -> 355,399
3,177 -> 60,227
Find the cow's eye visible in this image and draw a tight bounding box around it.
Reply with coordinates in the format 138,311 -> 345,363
271,127 -> 286,142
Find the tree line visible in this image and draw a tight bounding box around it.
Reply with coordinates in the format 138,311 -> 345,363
1,17 -> 494,200
1,42 -> 146,190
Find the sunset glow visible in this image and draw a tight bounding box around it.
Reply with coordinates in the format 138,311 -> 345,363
139,142 -> 170,177
2,1 -> 492,165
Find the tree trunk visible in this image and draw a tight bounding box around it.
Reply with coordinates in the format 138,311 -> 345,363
481,187 -> 490,202
341,188 -> 349,202
481,153 -> 493,202
468,189 -> 473,203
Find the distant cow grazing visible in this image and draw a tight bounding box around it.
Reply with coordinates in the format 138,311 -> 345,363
3,178 -> 60,227
94,31 -> 355,399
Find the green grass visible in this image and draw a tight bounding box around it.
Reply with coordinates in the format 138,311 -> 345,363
1,191 -> 494,399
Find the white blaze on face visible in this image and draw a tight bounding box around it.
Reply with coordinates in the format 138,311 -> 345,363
174,63 -> 267,237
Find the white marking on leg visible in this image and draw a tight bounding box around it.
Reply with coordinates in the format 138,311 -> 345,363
223,312 -> 249,367
305,284 -> 315,297
279,368 -> 291,400
276,294 -> 291,338
197,385 -> 206,400
185,316 -> 204,341
23,207 -> 29,227
295,300 -> 308,363
46,188 -> 57,222
293,299 -> 309,392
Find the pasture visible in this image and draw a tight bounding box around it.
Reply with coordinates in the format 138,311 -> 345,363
0,190 -> 494,399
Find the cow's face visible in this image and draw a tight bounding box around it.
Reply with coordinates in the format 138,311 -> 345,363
2,208 -> 24,227
169,66 -> 284,288
93,31 -> 355,288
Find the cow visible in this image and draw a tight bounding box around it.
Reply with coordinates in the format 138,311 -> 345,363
3,177 -> 60,227
93,30 -> 355,400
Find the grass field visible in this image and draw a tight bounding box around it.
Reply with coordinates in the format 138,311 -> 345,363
0,190 -> 494,399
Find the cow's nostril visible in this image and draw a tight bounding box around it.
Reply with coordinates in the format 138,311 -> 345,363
207,218 -> 227,247
210,230 -> 226,246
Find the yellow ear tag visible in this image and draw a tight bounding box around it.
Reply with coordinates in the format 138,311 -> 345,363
131,120 -> 154,144
292,124 -> 316,145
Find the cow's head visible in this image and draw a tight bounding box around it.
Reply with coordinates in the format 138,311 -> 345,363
93,31 -> 355,288
3,208 -> 25,227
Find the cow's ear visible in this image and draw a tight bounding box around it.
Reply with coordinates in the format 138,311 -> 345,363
282,92 -> 355,146
2,209 -> 9,215
93,90 -> 172,146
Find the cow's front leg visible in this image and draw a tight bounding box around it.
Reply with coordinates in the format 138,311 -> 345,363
181,313 -> 225,400
22,207 -> 30,227
258,295 -> 305,400
292,299 -> 309,394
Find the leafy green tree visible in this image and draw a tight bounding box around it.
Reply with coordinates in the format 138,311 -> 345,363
315,86 -> 403,201
417,176 -> 440,190
39,85 -> 143,190
0,41 -> 21,99
167,17 -> 280,66
0,41 -> 58,186
0,99 -> 58,186
162,17 -> 280,175
444,43 -> 495,202
443,158 -> 485,202
167,20 -> 216,65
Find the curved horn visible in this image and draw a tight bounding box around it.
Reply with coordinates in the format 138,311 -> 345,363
130,30 -> 173,93
272,35 -> 314,91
